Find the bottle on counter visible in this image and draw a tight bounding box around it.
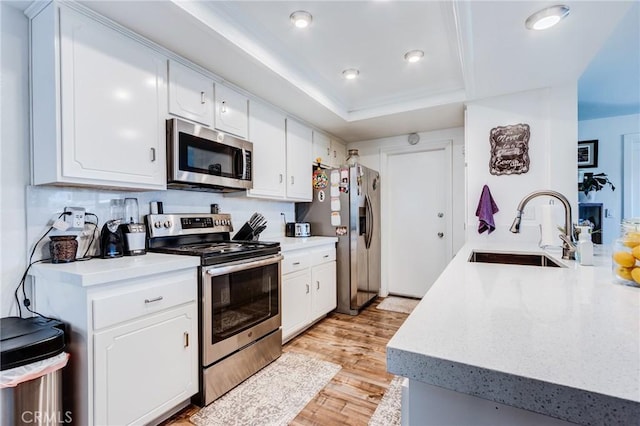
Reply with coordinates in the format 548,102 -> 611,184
612,218 -> 640,287
576,225 -> 593,266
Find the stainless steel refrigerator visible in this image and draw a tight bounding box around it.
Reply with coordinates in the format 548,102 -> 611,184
296,165 -> 381,315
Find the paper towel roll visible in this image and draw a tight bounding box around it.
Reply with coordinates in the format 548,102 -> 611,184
538,204 -> 562,248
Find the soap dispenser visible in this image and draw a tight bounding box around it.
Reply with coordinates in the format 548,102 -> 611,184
576,225 -> 594,266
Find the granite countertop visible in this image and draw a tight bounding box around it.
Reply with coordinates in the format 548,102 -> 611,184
266,236 -> 338,252
29,253 -> 200,287
387,242 -> 640,425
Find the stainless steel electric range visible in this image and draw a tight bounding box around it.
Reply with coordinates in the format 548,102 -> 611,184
146,213 -> 282,406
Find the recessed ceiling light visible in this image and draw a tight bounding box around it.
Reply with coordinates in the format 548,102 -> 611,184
525,5 -> 570,30
290,10 -> 312,28
342,69 -> 360,80
404,50 -> 424,63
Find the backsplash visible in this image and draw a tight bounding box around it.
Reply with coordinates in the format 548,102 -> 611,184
26,185 -> 295,261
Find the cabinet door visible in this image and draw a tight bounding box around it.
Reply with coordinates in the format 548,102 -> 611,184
312,131 -> 331,167
214,84 -> 248,139
311,261 -> 337,319
58,7 -> 166,189
168,60 -> 213,126
94,303 -> 197,426
285,119 -> 313,201
281,269 -> 312,341
330,139 -> 347,168
247,101 -> 286,199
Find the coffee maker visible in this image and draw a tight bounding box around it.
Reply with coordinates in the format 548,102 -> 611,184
119,198 -> 147,256
100,220 -> 124,258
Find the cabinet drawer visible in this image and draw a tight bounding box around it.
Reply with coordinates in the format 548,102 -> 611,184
310,246 -> 336,265
282,252 -> 311,275
93,272 -> 196,330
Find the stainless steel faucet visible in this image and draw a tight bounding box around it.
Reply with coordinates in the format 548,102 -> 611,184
510,190 -> 576,260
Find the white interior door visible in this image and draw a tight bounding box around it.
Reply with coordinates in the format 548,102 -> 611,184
623,133 -> 640,218
384,144 -> 452,298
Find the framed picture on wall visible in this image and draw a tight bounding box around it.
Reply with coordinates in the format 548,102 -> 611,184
578,140 -> 598,168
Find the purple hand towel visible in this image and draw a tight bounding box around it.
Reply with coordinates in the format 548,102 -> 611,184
475,185 -> 499,234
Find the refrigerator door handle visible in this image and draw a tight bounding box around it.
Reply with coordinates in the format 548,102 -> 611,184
365,194 -> 373,249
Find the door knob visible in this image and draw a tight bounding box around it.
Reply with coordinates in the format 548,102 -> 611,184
437,212 -> 444,218
437,232 -> 444,238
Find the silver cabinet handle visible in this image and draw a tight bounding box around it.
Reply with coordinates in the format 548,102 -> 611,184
326,147 -> 330,156
150,147 -> 156,162
221,100 -> 227,113
306,284 -> 310,294
184,332 -> 189,348
144,296 -> 163,304
279,173 -> 283,183
316,280 -> 320,290
292,261 -> 300,266
291,176 -> 295,185
323,254 -> 329,258
200,91 -> 205,104
438,232 -> 444,238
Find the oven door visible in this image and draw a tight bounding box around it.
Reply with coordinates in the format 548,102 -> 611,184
202,254 -> 282,366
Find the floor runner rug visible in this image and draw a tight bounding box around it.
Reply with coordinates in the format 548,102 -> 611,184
376,296 -> 420,314
368,376 -> 404,426
190,352 -> 341,426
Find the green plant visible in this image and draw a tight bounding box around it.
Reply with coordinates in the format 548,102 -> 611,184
579,172 -> 615,195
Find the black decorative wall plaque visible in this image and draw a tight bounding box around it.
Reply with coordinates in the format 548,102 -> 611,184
489,123 -> 530,175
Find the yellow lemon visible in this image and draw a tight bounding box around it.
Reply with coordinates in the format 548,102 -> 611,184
632,245 -> 640,261
631,267 -> 640,285
623,232 -> 640,248
616,266 -> 634,281
613,251 -> 636,268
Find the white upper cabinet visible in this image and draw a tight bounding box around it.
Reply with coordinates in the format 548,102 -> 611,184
214,84 -> 249,139
246,101 -> 287,199
330,139 -> 347,168
168,60 -> 214,126
31,3 -> 167,191
285,119 -> 313,201
312,131 -> 331,167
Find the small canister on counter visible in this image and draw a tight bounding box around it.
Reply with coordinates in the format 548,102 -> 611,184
612,218 -> 640,287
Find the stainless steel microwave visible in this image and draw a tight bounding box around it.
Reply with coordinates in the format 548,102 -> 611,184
167,118 -> 253,192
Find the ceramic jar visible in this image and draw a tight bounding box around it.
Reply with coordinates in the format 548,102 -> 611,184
611,218 -> 640,287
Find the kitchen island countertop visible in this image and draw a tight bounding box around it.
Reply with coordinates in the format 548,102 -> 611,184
387,242 -> 640,425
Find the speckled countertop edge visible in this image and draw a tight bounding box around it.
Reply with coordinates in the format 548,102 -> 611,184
387,347 -> 640,425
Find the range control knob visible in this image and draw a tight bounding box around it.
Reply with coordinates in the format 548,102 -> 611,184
163,221 -> 172,228
214,219 -> 221,226
154,222 -> 161,229
224,220 -> 231,226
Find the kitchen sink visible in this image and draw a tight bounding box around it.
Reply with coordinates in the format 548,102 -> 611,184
468,251 -> 566,268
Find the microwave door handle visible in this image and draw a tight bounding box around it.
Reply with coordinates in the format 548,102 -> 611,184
242,148 -> 248,179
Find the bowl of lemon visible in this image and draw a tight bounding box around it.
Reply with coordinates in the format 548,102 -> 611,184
612,219 -> 640,287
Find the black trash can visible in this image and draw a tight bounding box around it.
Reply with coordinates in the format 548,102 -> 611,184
1,317 -> 67,426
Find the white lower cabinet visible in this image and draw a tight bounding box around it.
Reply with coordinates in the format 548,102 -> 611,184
31,260 -> 198,426
281,244 -> 337,342
94,304 -> 197,425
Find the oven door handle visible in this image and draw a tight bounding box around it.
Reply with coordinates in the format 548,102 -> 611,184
205,254 -> 283,277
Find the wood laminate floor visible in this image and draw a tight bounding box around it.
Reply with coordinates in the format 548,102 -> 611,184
160,297 -> 409,426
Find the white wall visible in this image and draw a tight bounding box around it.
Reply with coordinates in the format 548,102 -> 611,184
1,3 -> 31,318
0,4 -> 294,318
579,113 -> 640,244
348,127 -> 466,254
465,85 -> 578,245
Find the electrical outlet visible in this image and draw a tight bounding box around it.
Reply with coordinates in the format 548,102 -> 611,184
64,207 -> 86,231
